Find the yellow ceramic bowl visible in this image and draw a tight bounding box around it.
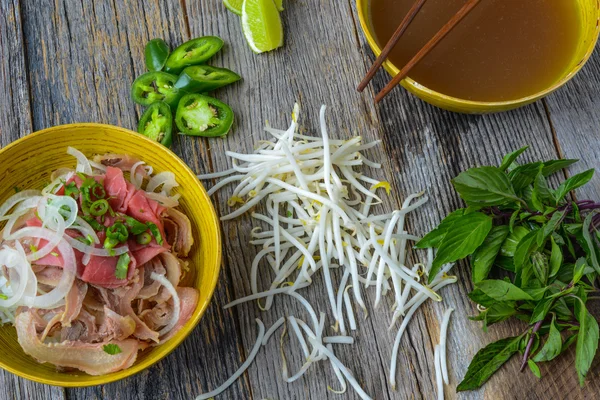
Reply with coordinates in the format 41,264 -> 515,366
0,124 -> 222,386
357,0 -> 600,113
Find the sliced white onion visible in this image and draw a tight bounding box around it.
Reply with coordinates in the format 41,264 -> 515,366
67,146 -> 92,175
150,272 -> 181,336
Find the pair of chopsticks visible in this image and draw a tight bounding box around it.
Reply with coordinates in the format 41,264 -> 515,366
358,0 -> 481,103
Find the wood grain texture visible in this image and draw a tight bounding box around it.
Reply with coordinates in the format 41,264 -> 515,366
0,1 -> 65,399
543,48 -> 600,201
0,0 -> 599,399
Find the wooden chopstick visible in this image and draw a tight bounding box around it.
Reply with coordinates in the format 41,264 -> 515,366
373,0 -> 481,104
357,0 -> 429,92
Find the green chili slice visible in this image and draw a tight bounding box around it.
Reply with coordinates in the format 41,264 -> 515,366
136,232 -> 152,245
147,222 -> 164,245
175,93 -> 234,137
89,199 -> 109,216
92,184 -> 106,199
164,36 -> 224,74
115,253 -> 131,280
174,65 -> 241,93
145,38 -> 170,72
131,71 -> 182,109
137,102 -> 173,147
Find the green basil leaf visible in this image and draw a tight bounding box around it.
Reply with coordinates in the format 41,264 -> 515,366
540,210 -> 566,245
572,257 -> 588,285
542,159 -> 578,177
472,226 -> 510,283
523,287 -> 548,301
500,226 -> 529,257
452,166 -> 521,207
555,169 -> 595,205
508,208 -> 520,232
529,296 -> 554,324
528,359 -> 541,378
533,315 -> 562,362
468,288 -> 496,308
530,188 -> 545,213
415,209 -> 465,249
429,212 -> 493,283
552,298 -> 573,321
562,333 -> 578,353
495,255 -> 515,272
534,171 -> 555,203
499,146 -> 529,171
475,280 -> 534,302
575,302 -> 599,386
531,251 -> 549,285
514,229 -> 540,271
509,162 -> 543,191
582,213 -> 600,274
457,335 -> 523,391
549,236 -> 563,278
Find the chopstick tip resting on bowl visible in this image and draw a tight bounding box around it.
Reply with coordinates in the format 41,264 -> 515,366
358,0 -> 481,104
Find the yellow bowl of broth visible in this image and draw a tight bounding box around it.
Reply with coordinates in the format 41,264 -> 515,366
357,0 -> 600,113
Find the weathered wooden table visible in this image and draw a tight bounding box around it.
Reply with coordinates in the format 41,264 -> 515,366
1,1 -> 599,399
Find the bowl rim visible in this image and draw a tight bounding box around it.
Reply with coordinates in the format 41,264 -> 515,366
356,0 -> 600,111
0,123 -> 222,387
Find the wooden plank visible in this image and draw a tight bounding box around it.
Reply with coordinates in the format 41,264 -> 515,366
543,49 -> 600,200
348,2 -> 600,399
185,1 -> 572,399
0,0 -> 32,144
17,0 -> 251,399
0,1 -> 65,399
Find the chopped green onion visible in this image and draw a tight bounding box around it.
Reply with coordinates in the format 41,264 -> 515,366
0,294 -> 8,300
102,344 -> 122,355
122,215 -> 148,235
51,252 -> 59,257
115,253 -> 131,280
76,236 -> 93,246
13,187 -> 20,193
82,215 -> 105,231
89,199 -> 109,216
103,237 -> 120,251
29,244 -> 38,253
136,232 -> 152,245
147,222 -> 163,245
106,222 -> 129,243
64,182 -> 79,199
286,210 -> 293,217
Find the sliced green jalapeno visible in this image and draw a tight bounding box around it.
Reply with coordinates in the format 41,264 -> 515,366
137,102 -> 173,147
131,71 -> 181,108
144,38 -> 170,72
174,65 -> 241,93
175,93 -> 234,137
164,36 -> 224,74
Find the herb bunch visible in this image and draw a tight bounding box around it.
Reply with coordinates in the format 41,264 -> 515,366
416,146 -> 600,391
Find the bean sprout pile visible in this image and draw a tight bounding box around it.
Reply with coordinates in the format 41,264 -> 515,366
198,105 -> 456,399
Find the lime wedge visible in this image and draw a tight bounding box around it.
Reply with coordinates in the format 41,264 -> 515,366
223,0 -> 243,15
241,0 -> 284,54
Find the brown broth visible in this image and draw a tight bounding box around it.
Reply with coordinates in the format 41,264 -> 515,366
369,0 -> 582,101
